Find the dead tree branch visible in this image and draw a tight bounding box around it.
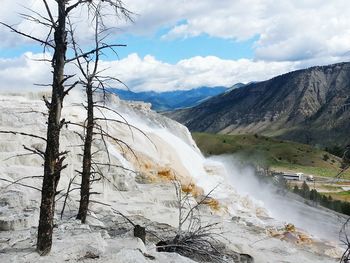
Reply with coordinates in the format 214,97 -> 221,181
0,131 -> 46,141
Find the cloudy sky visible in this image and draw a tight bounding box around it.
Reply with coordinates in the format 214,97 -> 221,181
1,0 -> 350,91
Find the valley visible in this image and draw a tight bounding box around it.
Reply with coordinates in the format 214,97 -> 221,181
192,132 -> 350,215
192,133 -> 349,179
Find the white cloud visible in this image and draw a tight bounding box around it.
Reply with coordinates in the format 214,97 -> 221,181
125,0 -> 350,62
2,52 -> 349,92
0,0 -> 54,47
0,52 -> 52,91
96,53 -> 350,92
0,52 -> 297,92
2,0 -> 350,63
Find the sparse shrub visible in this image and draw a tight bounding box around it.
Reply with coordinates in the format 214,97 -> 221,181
301,181 -> 310,199
155,180 -> 253,263
322,154 -> 330,161
293,185 -> 299,194
325,145 -> 344,158
309,189 -> 320,203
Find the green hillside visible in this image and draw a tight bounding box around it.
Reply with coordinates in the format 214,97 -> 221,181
192,133 -> 349,178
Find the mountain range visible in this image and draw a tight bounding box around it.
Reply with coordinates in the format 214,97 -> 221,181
167,62 -> 350,147
111,86 -> 228,111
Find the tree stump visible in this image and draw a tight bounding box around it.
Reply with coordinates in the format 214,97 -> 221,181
134,224 -> 146,244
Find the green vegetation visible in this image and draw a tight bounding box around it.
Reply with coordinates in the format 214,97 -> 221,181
293,182 -> 350,215
324,145 -> 345,158
325,191 -> 350,202
192,132 -> 350,178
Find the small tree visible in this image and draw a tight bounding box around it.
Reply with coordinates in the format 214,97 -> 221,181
68,6 -> 133,222
322,154 -> 329,161
300,181 -> 310,199
293,185 -> 299,194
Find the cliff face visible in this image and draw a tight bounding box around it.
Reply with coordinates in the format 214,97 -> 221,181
168,62 -> 350,147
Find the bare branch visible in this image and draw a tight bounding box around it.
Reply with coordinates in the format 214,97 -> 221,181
92,162 -> 136,174
60,174 -> 79,219
42,0 -> 56,27
0,22 -> 54,48
111,208 -> 136,227
66,0 -> 85,15
0,177 -> 41,192
66,44 -> 126,63
94,117 -> 156,149
19,13 -> 52,28
23,145 -> 45,159
4,175 -> 43,190
63,81 -> 80,97
0,130 -> 46,141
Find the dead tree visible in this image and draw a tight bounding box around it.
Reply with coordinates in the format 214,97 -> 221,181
66,9 -> 132,222
76,77 -> 94,223
1,1 -> 70,254
36,1 -> 68,255
73,19 -> 98,223
1,0 -> 132,255
69,9 -> 107,223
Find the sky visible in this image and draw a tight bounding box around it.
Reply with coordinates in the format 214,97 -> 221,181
0,0 -> 350,92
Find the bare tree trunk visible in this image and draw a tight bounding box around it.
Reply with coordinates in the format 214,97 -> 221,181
37,0 -> 67,255
77,82 -> 94,223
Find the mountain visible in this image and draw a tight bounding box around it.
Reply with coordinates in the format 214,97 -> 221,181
111,86 -> 228,111
229,82 -> 246,90
167,62 -> 350,147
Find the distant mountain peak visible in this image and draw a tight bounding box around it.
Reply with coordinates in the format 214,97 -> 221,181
111,86 -> 229,111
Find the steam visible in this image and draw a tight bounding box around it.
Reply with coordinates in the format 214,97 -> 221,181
99,96 -> 345,243
210,155 -> 345,242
